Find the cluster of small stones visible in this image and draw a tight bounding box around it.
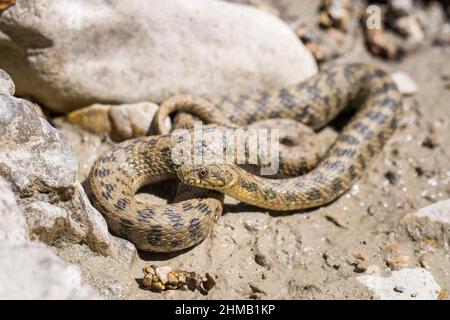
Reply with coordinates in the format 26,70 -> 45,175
142,265 -> 216,295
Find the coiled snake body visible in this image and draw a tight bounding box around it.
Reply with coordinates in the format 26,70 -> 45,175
88,63 -> 402,252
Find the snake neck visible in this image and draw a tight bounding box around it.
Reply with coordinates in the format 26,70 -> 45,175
198,64 -> 402,211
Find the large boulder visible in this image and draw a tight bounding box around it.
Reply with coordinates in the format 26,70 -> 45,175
0,0 -> 317,113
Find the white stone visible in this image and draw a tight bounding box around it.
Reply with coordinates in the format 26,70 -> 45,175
403,199 -> 450,246
108,236 -> 138,267
0,94 -> 77,192
0,243 -> 100,299
0,177 -> 29,246
415,198 -> 450,224
65,101 -> 168,141
0,69 -> 14,95
23,201 -> 68,230
392,71 -> 418,96
155,266 -> 173,285
357,268 -> 441,300
0,0 -> 317,112
72,183 -> 111,252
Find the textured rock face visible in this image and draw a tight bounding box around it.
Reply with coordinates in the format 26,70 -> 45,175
0,94 -> 77,194
0,243 -> 100,299
403,199 -> 450,246
0,0 -> 317,112
0,87 -> 138,298
0,177 -> 29,246
0,176 -> 99,299
0,93 -> 110,253
0,69 -> 14,95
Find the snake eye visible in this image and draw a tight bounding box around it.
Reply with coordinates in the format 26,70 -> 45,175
198,168 -> 207,178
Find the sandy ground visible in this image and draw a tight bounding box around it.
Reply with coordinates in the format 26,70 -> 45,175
53,1 -> 450,299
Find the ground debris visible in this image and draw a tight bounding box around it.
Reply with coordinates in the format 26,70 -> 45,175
384,243 -> 411,270
141,265 -> 216,295
295,0 -> 359,63
362,0 -> 446,60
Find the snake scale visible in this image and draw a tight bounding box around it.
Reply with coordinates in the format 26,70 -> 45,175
88,63 -> 402,252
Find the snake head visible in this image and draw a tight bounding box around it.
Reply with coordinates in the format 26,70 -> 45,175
177,164 -> 237,191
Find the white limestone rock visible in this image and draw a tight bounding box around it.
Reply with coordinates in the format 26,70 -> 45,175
403,198 -> 450,246
357,268 -> 441,300
0,0 -> 317,112
0,69 -> 14,95
0,177 -> 29,246
0,243 -> 100,299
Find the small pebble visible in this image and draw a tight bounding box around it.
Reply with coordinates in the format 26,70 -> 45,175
391,71 -> 418,96
254,253 -> 270,268
420,258 -> 431,269
367,205 -> 377,215
202,273 -> 216,292
155,266 -> 172,285
142,274 -> 153,287
354,261 -> 369,273
151,281 -> 165,292
394,285 -> 405,293
143,266 -> 156,276
167,272 -> 178,285
244,219 -> 262,232
384,171 -> 398,185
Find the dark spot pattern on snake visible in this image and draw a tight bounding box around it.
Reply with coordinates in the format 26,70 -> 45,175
333,148 -> 356,158
114,198 -> 129,211
339,134 -> 359,145
147,224 -> 163,245
137,208 -> 156,222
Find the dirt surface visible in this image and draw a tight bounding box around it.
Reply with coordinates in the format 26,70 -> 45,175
53,1 -> 450,299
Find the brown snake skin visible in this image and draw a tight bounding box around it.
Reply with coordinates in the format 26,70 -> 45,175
88,63 -> 402,252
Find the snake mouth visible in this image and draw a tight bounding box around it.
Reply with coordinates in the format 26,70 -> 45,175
177,165 -> 202,187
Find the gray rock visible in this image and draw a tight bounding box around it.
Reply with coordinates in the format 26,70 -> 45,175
403,199 -> 450,246
0,242 -> 100,299
414,198 -> 450,224
357,267 -> 441,300
0,69 -> 14,95
0,177 -> 99,299
21,192 -> 111,253
22,201 -> 70,245
0,94 -> 110,253
0,177 -> 29,246
108,102 -> 160,141
18,185 -> 111,254
0,94 -> 77,194
108,236 -> 138,267
65,102 -> 165,141
70,183 -> 110,253
0,0 -> 317,113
